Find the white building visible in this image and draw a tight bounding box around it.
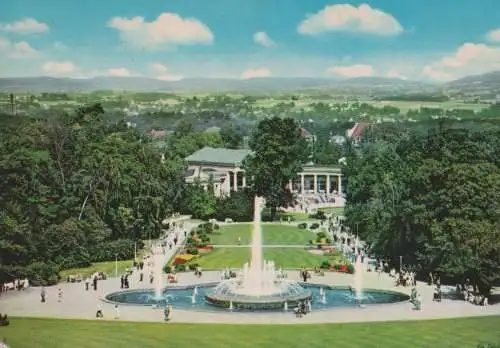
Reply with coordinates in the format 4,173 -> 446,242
185,147 -> 344,197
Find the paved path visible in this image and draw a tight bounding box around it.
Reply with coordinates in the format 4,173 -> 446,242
2,267 -> 498,324
211,244 -> 328,248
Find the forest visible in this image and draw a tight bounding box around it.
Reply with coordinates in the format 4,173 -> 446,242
344,121 -> 500,294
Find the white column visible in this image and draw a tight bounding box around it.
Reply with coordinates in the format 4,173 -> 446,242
337,175 -> 342,193
242,174 -> 246,188
226,172 -> 231,195
289,180 -> 293,192
326,175 -> 330,194
313,175 -> 318,193
233,171 -> 238,191
300,174 -> 305,194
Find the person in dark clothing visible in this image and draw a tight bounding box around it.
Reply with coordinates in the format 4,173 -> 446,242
40,287 -> 46,303
93,276 -> 98,291
120,275 -> 124,289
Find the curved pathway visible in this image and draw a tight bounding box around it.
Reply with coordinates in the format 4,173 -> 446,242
1,269 -> 499,324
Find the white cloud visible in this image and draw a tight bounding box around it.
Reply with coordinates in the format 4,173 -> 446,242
157,73 -> 183,81
298,3 -> 403,36
107,68 -> 132,77
108,12 -> 214,50
42,61 -> 77,76
150,62 -> 168,73
149,62 -> 183,81
422,42 -> 500,81
51,42 -> 67,50
240,68 -> 271,79
0,37 -> 40,59
386,68 -> 407,80
0,18 -> 49,35
327,64 -> 375,78
253,31 -> 275,47
486,28 -> 500,42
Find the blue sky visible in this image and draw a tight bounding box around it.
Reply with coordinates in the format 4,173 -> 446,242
1,0 -> 500,81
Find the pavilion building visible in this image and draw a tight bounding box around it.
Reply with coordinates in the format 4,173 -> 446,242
185,147 -> 344,197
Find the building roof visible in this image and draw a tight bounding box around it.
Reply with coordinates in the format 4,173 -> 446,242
348,123 -> 371,139
185,147 -> 251,167
300,127 -> 313,139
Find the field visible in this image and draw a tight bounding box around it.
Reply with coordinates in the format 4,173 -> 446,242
2,316 -> 500,348
59,260 -> 135,279
209,224 -> 252,245
263,248 -> 346,269
262,224 -> 316,245
188,247 -> 250,269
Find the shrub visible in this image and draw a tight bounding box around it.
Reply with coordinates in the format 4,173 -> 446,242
320,260 -> 330,269
90,239 -> 142,263
175,264 -> 186,272
199,234 -> 210,243
309,239 -> 314,244
213,223 -> 220,230
326,238 -> 331,244
26,262 -> 60,286
309,210 -> 326,220
188,263 -> 199,271
280,213 -> 296,222
316,231 -> 327,239
186,248 -> 199,255
298,223 -> 307,229
190,230 -> 196,236
310,223 -> 320,229
163,264 -> 173,273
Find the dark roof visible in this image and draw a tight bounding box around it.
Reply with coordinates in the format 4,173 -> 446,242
185,147 -> 251,167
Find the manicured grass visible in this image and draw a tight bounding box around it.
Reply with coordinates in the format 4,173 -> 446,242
209,224 -> 252,245
263,248 -> 346,269
262,224 -> 316,245
279,211 -> 310,221
318,207 -> 344,216
3,316 -> 500,348
59,260 -> 134,279
188,248 -> 250,269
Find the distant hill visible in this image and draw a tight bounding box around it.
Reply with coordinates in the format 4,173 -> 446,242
445,71 -> 500,99
0,76 -> 433,93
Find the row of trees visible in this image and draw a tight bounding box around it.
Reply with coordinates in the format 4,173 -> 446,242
344,121 -> 500,294
0,104 -> 186,284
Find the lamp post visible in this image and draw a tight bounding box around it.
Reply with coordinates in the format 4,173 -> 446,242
399,255 -> 403,272
115,254 -> 118,277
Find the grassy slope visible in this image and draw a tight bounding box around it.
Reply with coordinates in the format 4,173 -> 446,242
2,317 -> 500,348
262,224 -> 316,245
263,248 -> 346,269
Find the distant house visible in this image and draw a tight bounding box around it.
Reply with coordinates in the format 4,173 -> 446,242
346,123 -> 371,141
149,129 -> 167,137
330,135 -> 346,146
300,127 -> 313,141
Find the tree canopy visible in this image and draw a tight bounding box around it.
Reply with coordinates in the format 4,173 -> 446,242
345,122 -> 500,293
0,105 -> 185,284
243,117 -> 309,217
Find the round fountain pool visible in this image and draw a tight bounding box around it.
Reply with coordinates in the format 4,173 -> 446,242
104,283 -> 410,312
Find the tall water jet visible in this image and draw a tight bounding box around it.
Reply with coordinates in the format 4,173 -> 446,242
205,197 -> 312,310
153,245 -> 164,300
354,254 -> 364,300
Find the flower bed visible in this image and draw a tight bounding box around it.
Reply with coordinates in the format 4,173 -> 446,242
319,260 -> 354,274
172,254 -> 199,265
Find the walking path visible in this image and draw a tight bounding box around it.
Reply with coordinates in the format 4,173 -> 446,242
2,268 -> 498,324
211,244 -> 321,248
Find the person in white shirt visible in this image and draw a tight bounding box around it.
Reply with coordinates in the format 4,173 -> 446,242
114,304 -> 120,319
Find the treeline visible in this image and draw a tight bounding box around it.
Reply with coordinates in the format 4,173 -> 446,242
0,104 -> 185,285
376,94 -> 450,102
345,121 -> 500,294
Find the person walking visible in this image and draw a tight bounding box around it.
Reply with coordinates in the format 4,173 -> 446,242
96,304 -> 104,319
40,287 -> 46,303
114,304 -> 120,319
57,288 -> 63,302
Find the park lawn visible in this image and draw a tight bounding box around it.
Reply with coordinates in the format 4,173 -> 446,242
187,247 -> 250,269
318,207 -> 344,216
279,211 -> 309,221
263,248 -> 346,269
209,224 -> 252,245
59,260 -> 134,279
262,224 -> 316,245
3,316 -> 500,348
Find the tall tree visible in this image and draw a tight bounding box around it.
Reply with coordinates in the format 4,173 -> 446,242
243,117 -> 308,218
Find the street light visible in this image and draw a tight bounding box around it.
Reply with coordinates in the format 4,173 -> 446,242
115,254 -> 118,277
399,255 -> 403,272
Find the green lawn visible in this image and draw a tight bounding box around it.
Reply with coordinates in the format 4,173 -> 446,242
59,260 -> 135,279
209,224 -> 252,245
2,316 -> 500,348
279,211 -> 310,221
262,224 -> 316,245
188,247 -> 250,269
263,248 -> 346,269
318,207 -> 344,216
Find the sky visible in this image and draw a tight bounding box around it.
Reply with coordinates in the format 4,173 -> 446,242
1,0 -> 500,82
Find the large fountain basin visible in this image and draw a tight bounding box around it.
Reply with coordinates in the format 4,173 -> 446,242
104,283 -> 410,312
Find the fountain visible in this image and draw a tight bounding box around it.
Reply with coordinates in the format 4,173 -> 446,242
204,197 -> 312,310
153,245 -> 165,300
354,254 -> 364,301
